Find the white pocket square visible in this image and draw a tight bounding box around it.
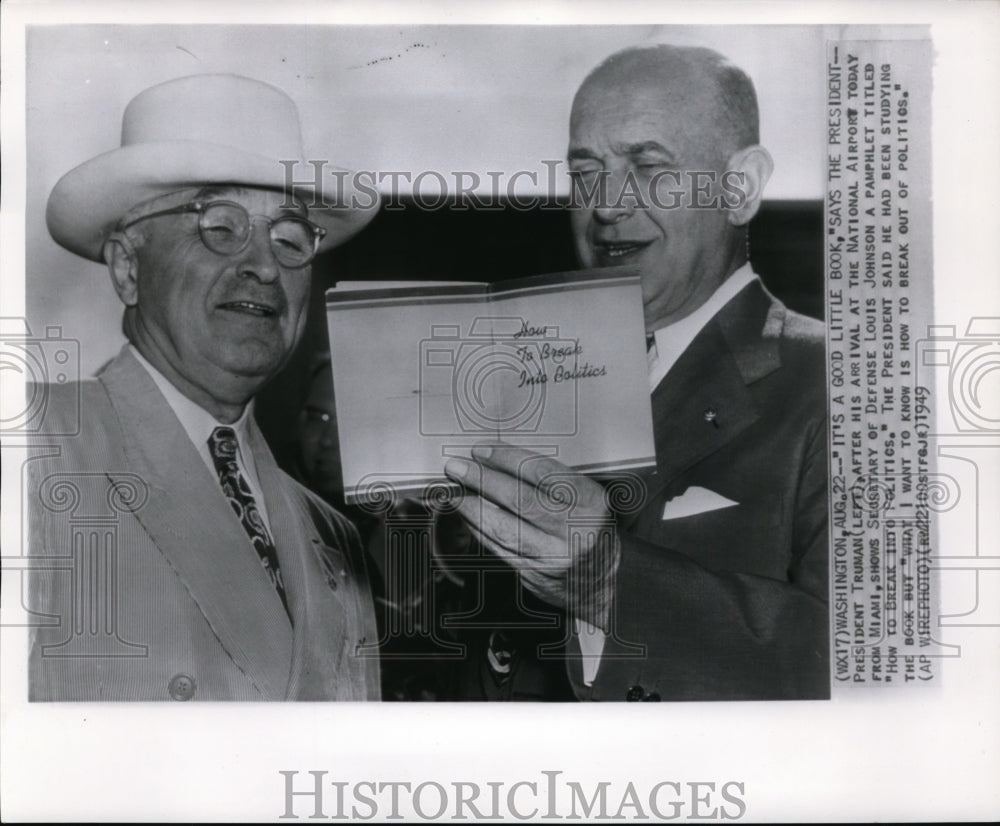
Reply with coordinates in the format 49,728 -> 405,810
661,486 -> 739,520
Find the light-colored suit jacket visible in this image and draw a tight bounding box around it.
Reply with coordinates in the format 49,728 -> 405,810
27,347 -> 380,701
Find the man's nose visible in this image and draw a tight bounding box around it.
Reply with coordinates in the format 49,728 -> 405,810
592,169 -> 636,225
237,220 -> 281,283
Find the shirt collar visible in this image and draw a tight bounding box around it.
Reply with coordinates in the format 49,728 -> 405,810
648,262 -> 757,389
128,344 -> 254,450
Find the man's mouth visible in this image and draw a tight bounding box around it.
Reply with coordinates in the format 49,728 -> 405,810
593,240 -> 653,263
217,300 -> 278,318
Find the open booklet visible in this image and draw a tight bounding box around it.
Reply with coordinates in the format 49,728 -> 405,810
325,268 -> 655,504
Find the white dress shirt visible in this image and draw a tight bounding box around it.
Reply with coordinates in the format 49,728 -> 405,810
577,264 -> 760,685
128,344 -> 272,529
646,263 -> 757,391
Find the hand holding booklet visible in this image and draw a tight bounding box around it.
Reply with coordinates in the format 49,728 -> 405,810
325,269 -> 655,504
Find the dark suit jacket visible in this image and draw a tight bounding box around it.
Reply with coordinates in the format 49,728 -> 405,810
573,279 -> 829,701
27,347 -> 380,701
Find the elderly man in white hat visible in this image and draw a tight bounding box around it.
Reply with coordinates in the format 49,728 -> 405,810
29,74 -> 380,701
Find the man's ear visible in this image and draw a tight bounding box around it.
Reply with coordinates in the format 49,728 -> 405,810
103,233 -> 140,307
723,144 -> 773,227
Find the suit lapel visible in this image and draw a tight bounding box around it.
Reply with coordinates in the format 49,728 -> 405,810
248,422 -> 356,700
100,349 -> 293,699
624,281 -> 784,527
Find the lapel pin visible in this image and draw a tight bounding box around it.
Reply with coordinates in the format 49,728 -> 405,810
704,406 -> 719,428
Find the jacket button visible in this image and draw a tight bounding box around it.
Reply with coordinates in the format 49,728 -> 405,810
626,684 -> 645,701
168,673 -> 196,701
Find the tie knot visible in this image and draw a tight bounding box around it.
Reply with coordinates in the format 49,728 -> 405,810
645,333 -> 656,351
209,426 -> 239,461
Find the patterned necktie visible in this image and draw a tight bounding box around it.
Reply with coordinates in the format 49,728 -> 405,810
208,426 -> 290,617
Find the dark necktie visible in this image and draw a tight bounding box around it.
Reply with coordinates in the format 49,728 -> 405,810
646,332 -> 658,372
208,426 -> 290,617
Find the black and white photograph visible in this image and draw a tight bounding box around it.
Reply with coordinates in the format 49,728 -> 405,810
1,1 -> 998,821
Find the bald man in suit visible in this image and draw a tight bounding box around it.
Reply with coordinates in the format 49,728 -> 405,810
445,45 -> 829,701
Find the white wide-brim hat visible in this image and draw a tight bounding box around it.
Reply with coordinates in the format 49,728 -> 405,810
46,73 -> 379,262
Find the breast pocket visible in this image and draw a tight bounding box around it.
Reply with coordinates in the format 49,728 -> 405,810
643,490 -> 792,578
310,539 -> 375,651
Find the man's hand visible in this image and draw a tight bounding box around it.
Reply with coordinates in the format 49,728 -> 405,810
443,443 -> 620,630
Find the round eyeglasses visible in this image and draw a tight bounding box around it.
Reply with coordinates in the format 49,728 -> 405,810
121,200 -> 326,268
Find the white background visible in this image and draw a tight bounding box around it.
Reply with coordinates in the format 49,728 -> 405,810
2,1 -> 999,821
